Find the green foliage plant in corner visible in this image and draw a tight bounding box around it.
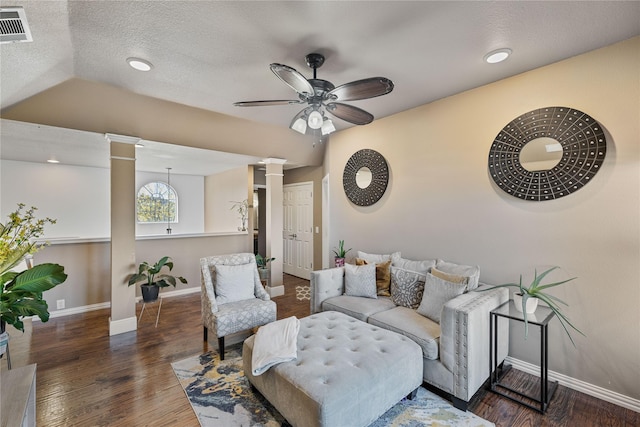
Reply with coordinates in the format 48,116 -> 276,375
128,256 -> 187,302
481,266 -> 584,346
255,254 -> 275,269
0,204 -> 68,333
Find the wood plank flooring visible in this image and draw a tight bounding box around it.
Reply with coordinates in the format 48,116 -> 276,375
2,274 -> 636,426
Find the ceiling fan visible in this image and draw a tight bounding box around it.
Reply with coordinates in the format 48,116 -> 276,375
234,53 -> 394,136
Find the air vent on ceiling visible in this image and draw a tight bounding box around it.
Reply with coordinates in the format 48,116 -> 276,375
0,7 -> 33,44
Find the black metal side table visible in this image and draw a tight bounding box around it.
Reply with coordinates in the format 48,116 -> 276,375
489,300 -> 558,413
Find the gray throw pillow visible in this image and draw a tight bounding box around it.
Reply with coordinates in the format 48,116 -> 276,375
345,263 -> 377,299
435,259 -> 480,290
390,266 -> 426,309
393,257 -> 436,275
215,263 -> 256,304
417,273 -> 467,323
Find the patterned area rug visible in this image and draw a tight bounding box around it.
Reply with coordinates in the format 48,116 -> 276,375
171,345 -> 495,427
295,284 -> 310,301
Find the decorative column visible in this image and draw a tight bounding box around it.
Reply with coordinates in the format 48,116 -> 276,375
264,158 -> 286,297
106,133 -> 138,335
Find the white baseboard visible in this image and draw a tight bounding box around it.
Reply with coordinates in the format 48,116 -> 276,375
109,316 -> 137,336
266,285 -> 284,297
47,301 -> 111,319
506,356 -> 640,413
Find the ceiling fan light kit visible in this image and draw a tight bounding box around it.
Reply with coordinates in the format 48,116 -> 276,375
234,53 -> 394,140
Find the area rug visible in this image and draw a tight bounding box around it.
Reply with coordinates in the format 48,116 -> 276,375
171,345 -> 494,427
295,284 -> 310,301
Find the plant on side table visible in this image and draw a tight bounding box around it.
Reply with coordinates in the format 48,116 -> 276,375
127,256 -> 187,303
255,254 -> 275,280
332,240 -> 351,267
482,266 -> 584,346
0,204 -> 68,357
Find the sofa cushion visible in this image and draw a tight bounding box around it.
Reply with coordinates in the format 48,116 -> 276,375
417,273 -> 467,323
355,258 -> 392,296
431,266 -> 468,285
390,266 -> 425,309
345,263 -> 377,298
436,259 -> 480,290
368,306 -> 441,360
357,251 -> 401,264
392,257 -> 436,275
321,295 -> 396,322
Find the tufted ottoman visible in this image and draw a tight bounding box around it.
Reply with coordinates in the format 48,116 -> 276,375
243,311 -> 423,427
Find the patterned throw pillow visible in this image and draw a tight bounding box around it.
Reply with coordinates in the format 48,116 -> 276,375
355,258 -> 392,296
390,266 -> 426,309
345,263 -> 377,299
417,273 -> 467,323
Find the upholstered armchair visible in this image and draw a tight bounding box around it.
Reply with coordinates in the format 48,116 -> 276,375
200,253 -> 277,360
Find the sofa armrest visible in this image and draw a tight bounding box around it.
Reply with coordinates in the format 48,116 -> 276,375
440,286 -> 509,402
310,267 -> 345,313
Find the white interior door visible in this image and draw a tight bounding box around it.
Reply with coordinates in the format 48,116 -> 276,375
283,182 -> 313,279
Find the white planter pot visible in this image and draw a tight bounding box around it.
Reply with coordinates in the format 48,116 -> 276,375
513,293 -> 539,313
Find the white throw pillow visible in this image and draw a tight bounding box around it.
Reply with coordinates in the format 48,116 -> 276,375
215,263 -> 256,304
344,263 -> 377,299
393,257 -> 436,275
357,251 -> 401,264
435,259 -> 480,290
417,273 -> 467,323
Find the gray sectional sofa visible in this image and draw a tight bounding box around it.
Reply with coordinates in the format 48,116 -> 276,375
310,252 -> 509,410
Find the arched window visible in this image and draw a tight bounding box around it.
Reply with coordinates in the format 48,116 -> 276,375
136,182 -> 178,223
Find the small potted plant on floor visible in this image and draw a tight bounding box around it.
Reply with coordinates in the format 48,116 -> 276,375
127,256 -> 187,302
255,254 -> 275,280
481,266 -> 584,346
332,240 -> 351,267
1,204 -> 68,343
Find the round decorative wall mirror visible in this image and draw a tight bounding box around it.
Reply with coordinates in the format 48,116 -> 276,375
343,149 -> 389,206
488,107 -> 607,201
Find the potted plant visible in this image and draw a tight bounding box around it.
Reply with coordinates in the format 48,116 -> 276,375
230,199 -> 249,231
255,254 -> 275,280
1,204 -> 68,343
482,266 -> 584,346
127,256 -> 187,302
332,240 -> 351,267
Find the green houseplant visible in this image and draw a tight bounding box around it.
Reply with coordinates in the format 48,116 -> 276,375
127,256 -> 187,302
0,204 -> 68,334
255,254 -> 275,280
332,240 -> 351,267
482,266 -> 584,346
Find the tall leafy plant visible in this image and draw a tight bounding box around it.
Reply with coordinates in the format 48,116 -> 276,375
127,256 -> 187,288
0,204 -> 67,332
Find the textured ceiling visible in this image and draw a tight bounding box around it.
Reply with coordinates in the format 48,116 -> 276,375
1,1 -> 639,173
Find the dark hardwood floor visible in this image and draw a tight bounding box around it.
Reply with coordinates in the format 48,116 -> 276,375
3,274 -> 636,426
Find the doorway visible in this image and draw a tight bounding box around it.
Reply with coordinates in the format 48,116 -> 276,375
283,182 -> 313,279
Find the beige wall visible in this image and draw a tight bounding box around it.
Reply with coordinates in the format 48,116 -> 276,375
327,37 -> 640,399
284,166 -> 324,271
205,166 -> 249,232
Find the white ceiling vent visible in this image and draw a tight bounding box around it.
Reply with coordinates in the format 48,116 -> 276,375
1,7 -> 33,44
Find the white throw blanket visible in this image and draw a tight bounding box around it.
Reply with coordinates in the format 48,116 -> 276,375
251,316 -> 300,376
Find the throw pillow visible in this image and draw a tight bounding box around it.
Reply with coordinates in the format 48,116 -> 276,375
390,266 -> 426,309
435,259 -> 481,290
356,258 -> 392,296
417,273 -> 467,323
357,251 -> 401,265
393,257 -> 436,275
215,263 -> 256,304
431,266 -> 468,285
345,263 -> 377,299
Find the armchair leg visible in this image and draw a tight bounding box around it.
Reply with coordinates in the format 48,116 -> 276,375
203,326 -> 208,341
218,337 -> 225,361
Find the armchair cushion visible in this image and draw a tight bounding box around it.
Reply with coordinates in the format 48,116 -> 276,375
215,263 -> 256,304
213,298 -> 277,338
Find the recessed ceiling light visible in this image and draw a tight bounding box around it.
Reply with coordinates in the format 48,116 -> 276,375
484,48 -> 512,64
127,57 -> 153,71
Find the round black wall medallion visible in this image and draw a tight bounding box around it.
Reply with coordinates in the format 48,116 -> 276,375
488,106 -> 607,201
343,149 -> 389,206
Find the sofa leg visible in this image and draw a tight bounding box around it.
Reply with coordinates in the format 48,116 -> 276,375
203,326 -> 208,341
451,396 -> 468,412
407,388 -> 419,400
218,336 -> 225,360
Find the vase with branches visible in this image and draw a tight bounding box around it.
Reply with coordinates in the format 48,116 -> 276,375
230,200 -> 249,231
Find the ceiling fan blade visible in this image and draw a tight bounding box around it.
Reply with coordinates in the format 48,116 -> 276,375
234,100 -> 304,107
270,63 -> 315,96
328,77 -> 394,101
326,103 -> 374,125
